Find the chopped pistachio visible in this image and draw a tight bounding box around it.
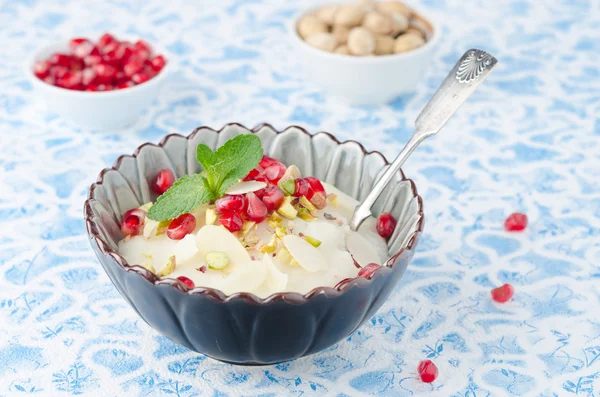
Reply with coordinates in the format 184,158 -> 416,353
241,221 -> 256,236
275,226 -> 287,239
298,207 -> 317,221
327,193 -> 338,207
279,179 -> 295,196
304,235 -> 322,248
142,253 -> 153,259
278,165 -> 301,189
143,219 -> 170,239
260,235 -> 278,253
242,231 -> 260,247
157,256 -> 176,277
299,196 -> 318,214
205,251 -> 229,270
205,208 -> 217,225
139,202 -> 153,212
268,212 -> 283,228
277,247 -> 294,265
141,262 -> 156,273
278,197 -> 298,220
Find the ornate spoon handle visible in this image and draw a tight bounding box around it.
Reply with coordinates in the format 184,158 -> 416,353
349,49 -> 498,231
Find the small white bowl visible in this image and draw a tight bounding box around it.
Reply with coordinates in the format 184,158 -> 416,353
289,4 -> 440,106
26,37 -> 169,130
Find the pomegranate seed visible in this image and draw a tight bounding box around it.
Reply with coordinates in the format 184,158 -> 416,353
152,169 -> 175,195
243,167 -> 267,182
123,208 -> 146,219
245,192 -> 268,223
219,211 -> 243,232
167,213 -> 196,240
143,65 -> 157,78
56,71 -> 83,90
376,213 -> 397,238
124,58 -> 143,77
259,186 -> 284,211
491,284 -> 514,303
33,61 -> 51,79
98,33 -> 117,49
70,38 -> 95,58
293,178 -> 309,197
48,53 -> 71,67
215,195 -> 246,214
264,164 -> 286,184
86,83 -> 113,91
68,57 -> 84,72
358,263 -> 380,278
103,43 -> 133,66
504,212 -> 528,232
134,40 -> 152,60
177,276 -> 195,289
121,208 -> 145,237
418,360 -> 438,383
83,54 -> 102,66
117,81 -> 134,89
43,76 -> 55,85
50,66 -> 69,79
259,156 -> 278,168
93,63 -> 117,84
131,72 -> 150,85
81,68 -> 96,85
149,55 -> 166,72
304,177 -> 326,209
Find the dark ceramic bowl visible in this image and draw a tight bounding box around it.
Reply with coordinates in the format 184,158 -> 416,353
84,123 -> 424,365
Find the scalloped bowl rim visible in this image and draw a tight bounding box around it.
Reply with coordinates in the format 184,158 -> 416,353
84,123 -> 424,304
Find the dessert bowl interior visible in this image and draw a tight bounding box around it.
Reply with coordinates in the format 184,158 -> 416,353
84,123 -> 423,364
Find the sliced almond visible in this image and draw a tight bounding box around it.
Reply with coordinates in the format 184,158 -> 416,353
195,225 -> 251,273
263,255 -> 288,291
157,256 -> 176,277
282,235 -> 328,272
173,234 -> 198,264
345,231 -> 382,267
225,181 -> 267,195
219,260 -> 267,295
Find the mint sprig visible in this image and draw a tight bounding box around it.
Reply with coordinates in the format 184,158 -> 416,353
197,134 -> 263,197
147,134 -> 263,222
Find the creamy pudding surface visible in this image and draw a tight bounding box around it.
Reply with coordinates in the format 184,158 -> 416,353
117,135 -> 395,298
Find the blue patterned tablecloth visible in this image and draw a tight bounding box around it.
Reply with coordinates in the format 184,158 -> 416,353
1,0 -> 599,396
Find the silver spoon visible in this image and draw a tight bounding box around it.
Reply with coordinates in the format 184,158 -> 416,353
349,49 -> 498,231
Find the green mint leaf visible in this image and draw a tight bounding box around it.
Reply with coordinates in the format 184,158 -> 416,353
196,134 -> 263,198
147,174 -> 213,221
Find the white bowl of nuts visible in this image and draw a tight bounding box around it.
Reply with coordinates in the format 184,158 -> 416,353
290,0 -> 439,105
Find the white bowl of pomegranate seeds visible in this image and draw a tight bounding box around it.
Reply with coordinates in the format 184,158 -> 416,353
27,33 -> 169,129
289,0 -> 439,105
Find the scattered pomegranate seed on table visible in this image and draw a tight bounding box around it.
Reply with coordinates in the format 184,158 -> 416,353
491,283 -> 515,303
33,33 -> 167,91
152,169 -> 175,195
418,359 -> 438,383
504,212 -> 528,232
167,213 -> 197,240
376,213 -> 397,238
176,276 -> 195,289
